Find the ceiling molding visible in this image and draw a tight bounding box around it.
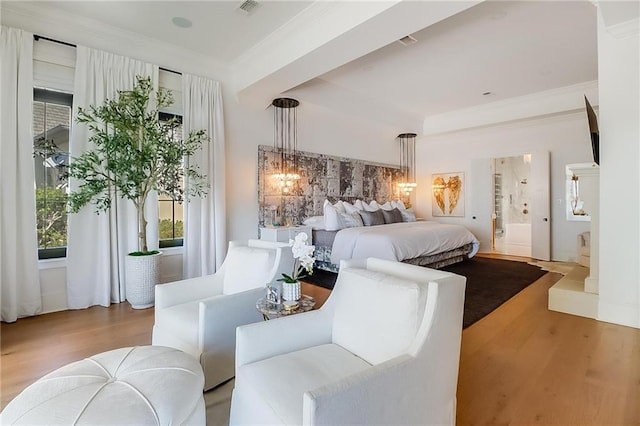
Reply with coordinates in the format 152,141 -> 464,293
423,81 -> 599,136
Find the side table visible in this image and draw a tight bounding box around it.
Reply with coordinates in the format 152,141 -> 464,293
256,295 -> 316,321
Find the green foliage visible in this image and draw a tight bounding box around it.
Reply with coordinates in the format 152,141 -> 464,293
68,76 -> 208,252
159,219 -> 183,240
36,187 -> 68,249
129,250 -> 160,256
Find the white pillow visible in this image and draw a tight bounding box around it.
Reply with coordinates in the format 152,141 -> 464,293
379,201 -> 393,211
400,207 -> 417,222
343,201 -> 362,215
353,199 -> 365,211
392,200 -> 406,210
323,200 -> 343,231
332,268 -> 424,365
362,200 -> 380,212
342,212 -> 364,228
303,215 -> 325,230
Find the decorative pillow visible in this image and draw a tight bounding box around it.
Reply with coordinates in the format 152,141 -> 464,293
223,246 -> 274,295
382,208 -> 403,224
323,200 -> 344,231
400,207 -> 417,222
358,209 -> 384,226
379,201 -> 393,211
332,267 -> 424,365
391,200 -> 406,210
342,201 -> 362,215
303,215 -> 326,230
361,200 -> 380,212
342,212 -> 364,228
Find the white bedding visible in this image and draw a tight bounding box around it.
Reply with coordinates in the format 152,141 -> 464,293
329,221 -> 479,265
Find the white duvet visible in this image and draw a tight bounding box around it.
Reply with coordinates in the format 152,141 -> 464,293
330,221 -> 479,265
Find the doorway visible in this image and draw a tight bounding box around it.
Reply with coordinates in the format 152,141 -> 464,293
492,154 -> 532,257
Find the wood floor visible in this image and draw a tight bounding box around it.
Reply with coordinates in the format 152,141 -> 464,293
2,265 -> 639,424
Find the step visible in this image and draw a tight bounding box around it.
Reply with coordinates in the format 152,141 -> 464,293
548,265 -> 598,319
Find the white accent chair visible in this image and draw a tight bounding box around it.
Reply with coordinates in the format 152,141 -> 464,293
229,258 -> 467,426
152,239 -> 293,391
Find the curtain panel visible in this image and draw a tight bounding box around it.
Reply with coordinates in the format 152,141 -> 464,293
0,26 -> 42,322
182,74 -> 226,278
66,46 -> 158,309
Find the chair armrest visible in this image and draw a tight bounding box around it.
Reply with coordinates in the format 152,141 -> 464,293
197,287 -> 264,352
155,274 -> 223,310
235,309 -> 333,369
303,355 -> 450,426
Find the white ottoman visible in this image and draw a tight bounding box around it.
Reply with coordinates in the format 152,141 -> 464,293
1,346 -> 205,425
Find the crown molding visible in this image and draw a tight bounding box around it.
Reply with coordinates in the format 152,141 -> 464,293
423,81 -> 599,136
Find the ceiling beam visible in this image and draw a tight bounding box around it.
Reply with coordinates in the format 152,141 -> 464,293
232,0 -> 481,109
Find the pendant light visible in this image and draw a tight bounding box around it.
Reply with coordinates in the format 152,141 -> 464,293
397,133 -> 417,195
272,98 -> 300,194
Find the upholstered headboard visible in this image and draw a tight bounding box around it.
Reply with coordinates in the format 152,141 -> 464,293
258,145 -> 402,227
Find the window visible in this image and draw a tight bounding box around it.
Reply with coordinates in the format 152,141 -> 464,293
158,112 -> 184,248
33,88 -> 72,259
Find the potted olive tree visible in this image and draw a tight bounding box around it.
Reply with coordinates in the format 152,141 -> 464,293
68,76 -> 208,308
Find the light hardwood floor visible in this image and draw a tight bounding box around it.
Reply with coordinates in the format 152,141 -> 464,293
2,264 -> 639,424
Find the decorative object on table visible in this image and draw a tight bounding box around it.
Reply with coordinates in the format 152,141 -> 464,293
266,282 -> 281,304
67,76 -> 208,308
277,232 -> 315,302
256,294 -> 316,320
432,172 -> 465,217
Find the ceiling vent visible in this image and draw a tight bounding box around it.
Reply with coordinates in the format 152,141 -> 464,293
236,0 -> 260,16
398,35 -> 417,46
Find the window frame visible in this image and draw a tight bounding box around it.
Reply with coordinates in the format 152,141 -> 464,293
34,87 -> 73,260
157,111 -> 185,249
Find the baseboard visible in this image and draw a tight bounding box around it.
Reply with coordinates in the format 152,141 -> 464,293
598,300 -> 640,329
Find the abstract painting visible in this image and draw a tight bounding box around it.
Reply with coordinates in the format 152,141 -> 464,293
432,172 -> 465,217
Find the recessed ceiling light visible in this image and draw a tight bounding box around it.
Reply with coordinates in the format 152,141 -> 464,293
172,17 -> 192,28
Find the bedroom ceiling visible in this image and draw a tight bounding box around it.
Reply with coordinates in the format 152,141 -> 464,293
1,0 -> 598,131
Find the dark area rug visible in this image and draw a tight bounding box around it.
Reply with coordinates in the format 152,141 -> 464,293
305,257 -> 546,328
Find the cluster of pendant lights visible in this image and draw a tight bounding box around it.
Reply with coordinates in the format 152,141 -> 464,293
272,97 -> 417,198
272,98 -> 300,194
397,132 -> 417,195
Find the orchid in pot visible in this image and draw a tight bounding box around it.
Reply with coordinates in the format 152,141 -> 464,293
278,233 -> 315,303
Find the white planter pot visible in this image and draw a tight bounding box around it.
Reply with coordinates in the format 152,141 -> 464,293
125,252 -> 162,309
282,281 -> 301,302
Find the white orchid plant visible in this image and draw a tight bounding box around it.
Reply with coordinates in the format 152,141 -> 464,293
279,233 -> 315,283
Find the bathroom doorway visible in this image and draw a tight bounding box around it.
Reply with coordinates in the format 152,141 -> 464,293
492,154 -> 532,257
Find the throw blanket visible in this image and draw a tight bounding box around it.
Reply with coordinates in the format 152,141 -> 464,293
330,221 -> 479,264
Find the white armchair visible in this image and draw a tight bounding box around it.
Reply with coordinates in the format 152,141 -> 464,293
152,239 -> 293,391
229,258 -> 466,426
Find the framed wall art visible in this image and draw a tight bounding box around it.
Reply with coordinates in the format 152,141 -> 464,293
432,172 -> 465,217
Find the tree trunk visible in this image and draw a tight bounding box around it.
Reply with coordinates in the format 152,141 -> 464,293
138,205 -> 148,253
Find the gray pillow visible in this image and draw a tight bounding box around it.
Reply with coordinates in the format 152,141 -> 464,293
358,209 -> 385,226
382,208 -> 403,224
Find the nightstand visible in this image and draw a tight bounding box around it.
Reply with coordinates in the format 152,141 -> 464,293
259,225 -> 312,243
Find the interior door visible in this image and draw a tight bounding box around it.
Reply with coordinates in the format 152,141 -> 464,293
531,150 -> 551,260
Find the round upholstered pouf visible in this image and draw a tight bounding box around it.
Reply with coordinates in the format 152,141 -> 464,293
1,346 -> 205,425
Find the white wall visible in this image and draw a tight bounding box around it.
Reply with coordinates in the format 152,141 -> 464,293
596,9 -> 640,328
415,112 -> 593,262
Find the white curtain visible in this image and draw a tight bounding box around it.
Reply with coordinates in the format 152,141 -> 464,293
182,74 -> 226,278
0,26 -> 42,322
66,46 -> 158,309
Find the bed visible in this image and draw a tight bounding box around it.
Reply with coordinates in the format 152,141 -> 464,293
313,221 -> 479,273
